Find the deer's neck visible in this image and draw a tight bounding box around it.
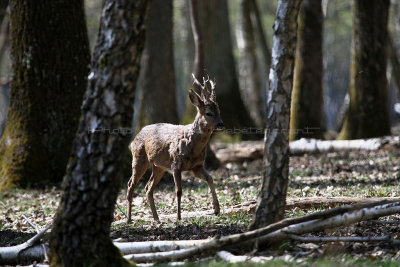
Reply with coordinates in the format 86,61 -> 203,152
189,113 -> 213,156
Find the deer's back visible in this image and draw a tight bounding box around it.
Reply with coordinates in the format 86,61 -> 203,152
131,123 -> 188,168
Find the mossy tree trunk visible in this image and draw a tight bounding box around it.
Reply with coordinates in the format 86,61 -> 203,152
0,0 -> 90,189
290,0 -> 324,141
49,0 -> 149,266
183,0 -> 255,135
338,0 -> 391,140
137,0 -> 178,130
252,0 -> 302,229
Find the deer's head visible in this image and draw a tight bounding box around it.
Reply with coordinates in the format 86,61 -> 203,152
189,74 -> 224,131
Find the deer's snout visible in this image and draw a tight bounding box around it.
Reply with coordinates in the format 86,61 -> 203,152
215,122 -> 225,131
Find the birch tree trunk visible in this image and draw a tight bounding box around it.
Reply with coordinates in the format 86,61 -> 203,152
252,0 -> 302,229
338,0 -> 391,140
137,0 -> 178,129
0,0 -> 90,189
290,0 -> 324,141
49,1 -> 150,266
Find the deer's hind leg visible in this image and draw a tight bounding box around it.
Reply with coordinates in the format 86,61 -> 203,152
145,165 -> 165,222
126,150 -> 149,224
192,166 -> 220,215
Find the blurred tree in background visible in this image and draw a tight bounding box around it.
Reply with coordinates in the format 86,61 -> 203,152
0,0 -> 399,189
338,0 -> 391,139
290,0 -> 324,141
182,0 -> 255,134
0,0 -> 90,189
238,0 -> 263,128
137,0 -> 179,130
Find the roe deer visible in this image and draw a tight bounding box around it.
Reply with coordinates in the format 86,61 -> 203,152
126,74 -> 224,223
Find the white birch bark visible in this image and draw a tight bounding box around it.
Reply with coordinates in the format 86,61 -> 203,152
252,0 -> 302,228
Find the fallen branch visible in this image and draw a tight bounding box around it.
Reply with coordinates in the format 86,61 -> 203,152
213,136 -> 400,163
23,215 -> 49,263
286,197 -> 400,210
124,200 -> 400,262
217,250 -> 249,263
288,234 -> 400,245
0,224 -> 51,265
257,201 -> 400,245
115,239 -> 208,254
233,197 -> 400,213
289,137 -> 399,154
217,250 -> 271,264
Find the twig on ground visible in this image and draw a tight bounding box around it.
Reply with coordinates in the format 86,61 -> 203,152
287,234 -> 400,245
22,215 -> 49,263
115,202 -> 128,220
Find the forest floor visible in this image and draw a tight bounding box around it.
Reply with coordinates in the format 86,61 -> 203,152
1,140 -> 400,266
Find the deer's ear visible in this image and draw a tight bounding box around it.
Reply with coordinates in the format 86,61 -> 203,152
189,89 -> 204,107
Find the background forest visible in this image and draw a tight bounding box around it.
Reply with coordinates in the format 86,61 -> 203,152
1,0 -> 400,140
1,0 -> 400,266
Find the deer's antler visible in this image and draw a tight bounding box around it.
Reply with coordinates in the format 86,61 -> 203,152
192,73 -> 216,104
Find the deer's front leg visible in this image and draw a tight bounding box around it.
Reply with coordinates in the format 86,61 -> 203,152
172,169 -> 183,220
193,166 -> 220,215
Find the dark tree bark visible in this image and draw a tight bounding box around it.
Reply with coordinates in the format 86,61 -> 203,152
252,0 -> 302,229
289,0 -> 324,141
49,0 -> 150,266
184,0 -> 255,134
338,0 -> 390,140
238,0 -> 263,127
0,1 -> 7,23
137,0 -> 178,129
0,0 -> 90,189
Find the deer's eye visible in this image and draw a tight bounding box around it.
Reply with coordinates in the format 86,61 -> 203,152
205,112 -> 213,117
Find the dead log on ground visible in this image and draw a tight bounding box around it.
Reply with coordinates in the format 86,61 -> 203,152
214,136 -> 400,163
0,225 -> 50,265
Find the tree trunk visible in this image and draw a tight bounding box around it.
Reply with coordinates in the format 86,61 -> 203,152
184,0 -> 255,135
0,0 -> 90,189
290,0 -> 324,141
0,1 -> 7,23
252,0 -> 302,229
49,1 -> 150,266
388,34 -> 400,100
238,0 -> 264,128
187,0 -> 220,170
250,0 -> 271,77
137,0 -> 178,129
338,0 -> 390,140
